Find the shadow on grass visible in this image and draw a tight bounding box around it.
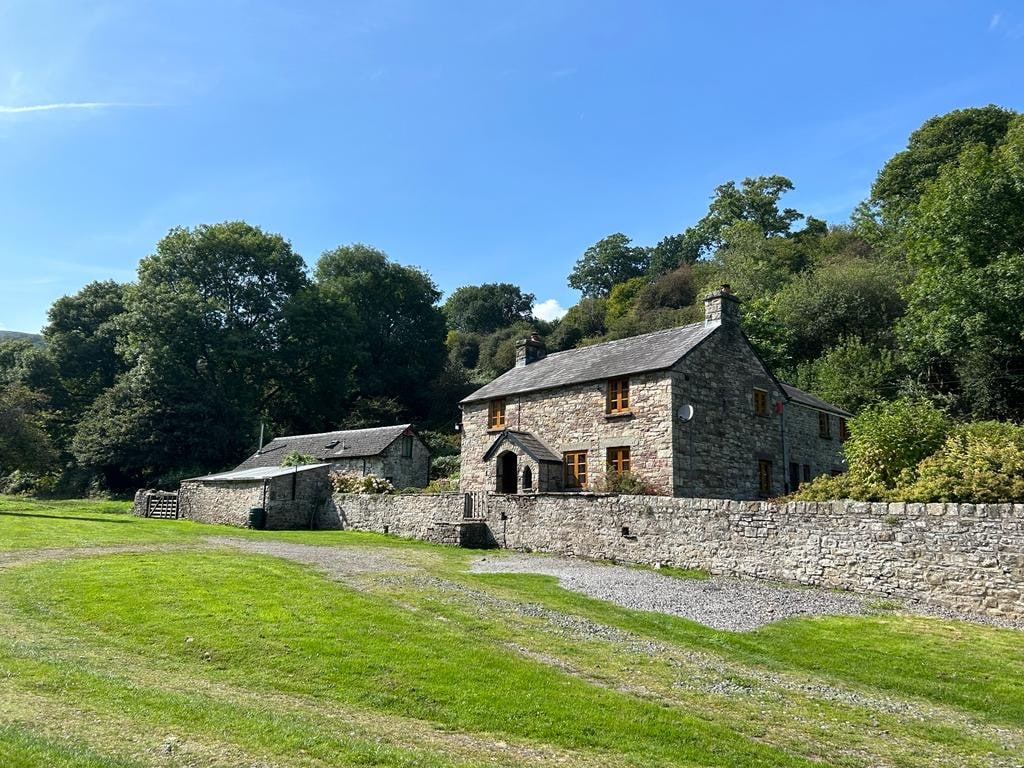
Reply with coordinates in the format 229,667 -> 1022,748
0,511 -> 133,524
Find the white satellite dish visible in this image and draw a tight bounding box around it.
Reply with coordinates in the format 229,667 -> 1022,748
677,404 -> 695,422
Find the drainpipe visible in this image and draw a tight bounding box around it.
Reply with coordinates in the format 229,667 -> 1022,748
779,400 -> 789,494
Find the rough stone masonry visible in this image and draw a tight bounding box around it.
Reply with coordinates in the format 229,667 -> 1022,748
328,492 -> 1024,619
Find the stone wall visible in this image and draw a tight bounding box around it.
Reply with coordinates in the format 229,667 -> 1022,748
335,491 -> 1024,619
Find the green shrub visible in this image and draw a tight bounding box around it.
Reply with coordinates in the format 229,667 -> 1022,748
282,451 -> 318,467
893,421 -> 1024,503
430,455 -> 460,479
789,472 -> 888,502
0,469 -> 60,496
604,471 -> 662,495
423,477 -> 459,494
844,397 -> 949,487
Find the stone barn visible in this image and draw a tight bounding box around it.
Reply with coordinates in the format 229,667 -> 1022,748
178,464 -> 331,529
234,424 -> 430,489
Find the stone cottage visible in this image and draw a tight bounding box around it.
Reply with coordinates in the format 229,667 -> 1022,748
235,424 -> 430,489
459,287 -> 850,500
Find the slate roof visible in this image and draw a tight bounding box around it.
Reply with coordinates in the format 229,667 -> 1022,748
482,430 -> 562,463
188,464 -> 330,482
235,424 -> 413,470
780,384 -> 852,417
461,322 -> 717,404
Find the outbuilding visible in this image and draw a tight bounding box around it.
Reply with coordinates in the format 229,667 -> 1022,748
178,463 -> 331,529
234,424 -> 430,489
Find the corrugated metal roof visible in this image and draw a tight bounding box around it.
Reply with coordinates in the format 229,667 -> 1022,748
235,424 -> 414,470
187,464 -> 330,482
461,322 -> 717,404
781,383 -> 852,417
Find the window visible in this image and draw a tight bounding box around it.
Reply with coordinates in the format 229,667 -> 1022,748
607,446 -> 631,474
400,436 -> 413,457
839,418 -> 850,442
758,459 -> 773,495
802,464 -> 811,483
564,451 -> 588,488
818,412 -> 831,439
753,388 -> 768,417
489,399 -> 506,430
606,377 -> 630,414
521,466 -> 532,490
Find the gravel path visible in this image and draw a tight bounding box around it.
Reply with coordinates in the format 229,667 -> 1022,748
470,554 -> 874,631
213,537 -> 412,579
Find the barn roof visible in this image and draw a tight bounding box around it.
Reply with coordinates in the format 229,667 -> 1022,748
461,322 -> 717,404
235,424 -> 414,470
188,464 -> 330,482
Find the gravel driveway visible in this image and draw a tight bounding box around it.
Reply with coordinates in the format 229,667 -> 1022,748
470,554 -> 873,631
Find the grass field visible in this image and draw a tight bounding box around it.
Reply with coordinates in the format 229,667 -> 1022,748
0,495 -> 1021,767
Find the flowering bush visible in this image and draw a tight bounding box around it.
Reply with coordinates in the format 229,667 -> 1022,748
330,472 -> 395,495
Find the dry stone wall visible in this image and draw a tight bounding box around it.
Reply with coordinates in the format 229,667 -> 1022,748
335,491 -> 1024,619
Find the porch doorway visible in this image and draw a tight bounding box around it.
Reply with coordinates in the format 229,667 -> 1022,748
496,451 -> 518,494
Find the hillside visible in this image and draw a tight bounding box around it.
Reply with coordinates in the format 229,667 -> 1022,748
0,330 -> 43,346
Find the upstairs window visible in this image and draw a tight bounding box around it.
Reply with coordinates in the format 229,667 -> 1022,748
758,459 -> 773,495
607,446 -> 631,474
839,418 -> 850,442
400,436 -> 413,457
564,451 -> 588,488
489,399 -> 506,430
818,412 -> 831,439
606,377 -> 630,414
753,388 -> 768,417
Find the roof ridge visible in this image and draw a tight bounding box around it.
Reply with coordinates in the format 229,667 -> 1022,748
538,321 -> 707,362
264,424 -> 411,442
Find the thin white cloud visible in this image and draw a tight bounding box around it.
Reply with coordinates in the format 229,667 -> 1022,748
0,101 -> 149,114
990,13 -> 1002,30
534,298 -> 568,322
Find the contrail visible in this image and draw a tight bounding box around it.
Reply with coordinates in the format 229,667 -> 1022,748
0,102 -> 150,114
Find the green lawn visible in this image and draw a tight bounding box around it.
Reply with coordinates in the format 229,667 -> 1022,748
0,496 -> 1021,767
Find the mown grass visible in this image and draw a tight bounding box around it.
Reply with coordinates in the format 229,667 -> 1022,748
0,494 -> 1021,767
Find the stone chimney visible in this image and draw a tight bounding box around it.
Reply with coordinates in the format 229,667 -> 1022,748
704,284 -> 741,327
515,333 -> 547,367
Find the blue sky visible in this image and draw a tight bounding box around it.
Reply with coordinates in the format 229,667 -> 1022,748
1,1 -> 1022,332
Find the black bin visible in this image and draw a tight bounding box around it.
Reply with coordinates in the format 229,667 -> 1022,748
248,507 -> 266,530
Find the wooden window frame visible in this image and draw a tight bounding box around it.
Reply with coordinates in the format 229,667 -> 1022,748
564,451 -> 588,488
400,436 -> 413,458
758,459 -> 773,496
606,446 -> 631,475
753,387 -> 768,417
818,411 -> 831,439
606,377 -> 630,414
488,399 -> 506,430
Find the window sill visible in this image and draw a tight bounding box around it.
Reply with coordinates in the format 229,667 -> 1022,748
487,427 -> 507,433
604,410 -> 633,420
